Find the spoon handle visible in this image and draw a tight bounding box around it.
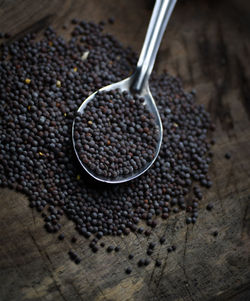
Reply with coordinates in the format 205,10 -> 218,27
132,0 -> 177,92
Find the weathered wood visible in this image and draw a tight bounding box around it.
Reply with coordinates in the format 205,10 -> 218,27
0,0 -> 250,300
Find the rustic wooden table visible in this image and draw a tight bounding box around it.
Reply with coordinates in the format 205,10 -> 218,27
0,0 -> 250,300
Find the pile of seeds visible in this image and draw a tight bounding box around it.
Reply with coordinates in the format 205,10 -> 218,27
0,20 -> 213,244
74,89 -> 158,179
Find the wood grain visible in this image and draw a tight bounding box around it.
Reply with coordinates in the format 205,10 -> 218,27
0,0 -> 250,300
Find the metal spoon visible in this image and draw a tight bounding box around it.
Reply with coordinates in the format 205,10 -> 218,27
72,0 -> 177,184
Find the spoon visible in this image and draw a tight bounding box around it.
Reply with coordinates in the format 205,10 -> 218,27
72,0 -> 177,184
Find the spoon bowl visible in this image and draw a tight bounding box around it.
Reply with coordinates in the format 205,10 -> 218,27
72,75 -> 163,184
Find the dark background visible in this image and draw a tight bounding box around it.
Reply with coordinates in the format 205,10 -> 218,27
0,0 -> 250,300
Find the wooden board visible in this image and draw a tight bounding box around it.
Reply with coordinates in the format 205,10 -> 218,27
0,0 -> 250,300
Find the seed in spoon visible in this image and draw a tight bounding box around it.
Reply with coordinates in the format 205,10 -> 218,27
74,89 -> 159,180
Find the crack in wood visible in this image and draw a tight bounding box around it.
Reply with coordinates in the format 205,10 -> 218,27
28,231 -> 67,301
70,282 -> 85,301
241,202 -> 250,239
148,219 -> 170,287
155,219 -> 178,289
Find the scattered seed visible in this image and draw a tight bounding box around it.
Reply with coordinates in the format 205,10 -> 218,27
68,250 -> 77,260
148,242 -> 156,250
155,260 -> 161,267
125,267 -> 132,274
71,236 -> 77,243
159,237 -> 166,244
206,203 -> 214,211
167,247 -> 173,253
75,257 -> 81,264
91,245 -> 99,253
107,246 -> 114,253
138,259 -> 145,267
137,227 -> 144,234
144,258 -> 150,266
71,18 -> 78,24
58,233 -> 65,240
147,249 -> 153,256
108,17 -> 115,24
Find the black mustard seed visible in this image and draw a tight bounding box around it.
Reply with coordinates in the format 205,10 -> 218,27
0,20 -> 213,249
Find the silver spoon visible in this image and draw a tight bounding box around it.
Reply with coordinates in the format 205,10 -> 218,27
72,0 -> 177,184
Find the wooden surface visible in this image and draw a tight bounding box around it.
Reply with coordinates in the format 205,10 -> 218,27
1,0 -> 250,300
